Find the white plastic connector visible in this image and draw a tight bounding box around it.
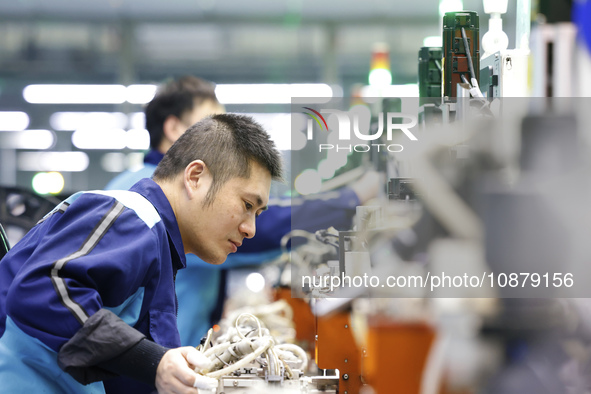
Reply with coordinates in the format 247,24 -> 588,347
192,374 -> 218,390
482,0 -> 509,59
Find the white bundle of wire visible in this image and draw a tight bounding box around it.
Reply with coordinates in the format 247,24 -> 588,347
275,343 -> 309,372
196,313 -> 308,381
223,300 -> 294,338
206,337 -> 274,379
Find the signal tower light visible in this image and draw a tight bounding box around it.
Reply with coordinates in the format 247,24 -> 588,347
369,43 -> 392,86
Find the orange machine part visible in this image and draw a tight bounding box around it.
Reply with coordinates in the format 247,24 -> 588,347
272,287 -> 316,351
364,316 -> 435,394
316,312 -> 362,394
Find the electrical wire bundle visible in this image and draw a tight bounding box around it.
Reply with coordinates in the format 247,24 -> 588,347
194,312 -> 308,388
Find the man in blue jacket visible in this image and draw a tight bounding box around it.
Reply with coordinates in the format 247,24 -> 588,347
106,76 -> 378,348
0,113 -> 282,393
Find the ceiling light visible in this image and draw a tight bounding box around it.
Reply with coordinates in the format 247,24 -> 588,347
72,128 -> 127,150
126,84 -> 158,104
0,111 -> 29,131
18,152 -> 89,172
50,112 -> 128,131
0,130 -> 55,149
215,84 -> 333,104
23,85 -> 127,104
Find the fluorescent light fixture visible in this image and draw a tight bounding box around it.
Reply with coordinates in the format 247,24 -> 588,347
50,112 -> 85,130
0,111 -> 29,131
126,84 -> 157,104
126,152 -> 145,170
238,113 -> 293,150
439,0 -> 464,16
215,84 -> 333,104
72,128 -> 127,150
483,0 -> 508,14
423,36 -> 443,47
361,84 -> 419,98
101,152 -> 127,173
1,129 -> 55,149
27,83 -> 334,105
32,172 -> 65,195
128,112 -> 146,129
18,152 -> 89,172
50,112 -> 128,131
23,85 -> 127,104
72,127 -> 148,150
126,128 -> 150,150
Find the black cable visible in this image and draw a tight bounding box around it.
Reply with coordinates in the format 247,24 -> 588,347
462,71 -> 494,116
461,27 -> 476,82
461,74 -> 471,87
314,230 -> 340,249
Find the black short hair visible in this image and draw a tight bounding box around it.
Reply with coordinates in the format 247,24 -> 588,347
153,114 -> 283,205
145,76 -> 219,149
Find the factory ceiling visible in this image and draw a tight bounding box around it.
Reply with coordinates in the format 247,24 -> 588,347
0,0 -> 502,87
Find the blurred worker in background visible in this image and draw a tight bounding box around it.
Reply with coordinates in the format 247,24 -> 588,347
106,75 -> 380,348
106,76 -> 225,189
0,113 -> 282,393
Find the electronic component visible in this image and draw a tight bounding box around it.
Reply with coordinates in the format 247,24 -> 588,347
442,11 -> 480,98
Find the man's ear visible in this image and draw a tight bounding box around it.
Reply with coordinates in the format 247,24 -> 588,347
163,115 -> 184,145
184,160 -> 209,198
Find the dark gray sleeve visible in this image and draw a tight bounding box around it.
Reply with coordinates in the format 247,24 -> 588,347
57,308 -> 168,386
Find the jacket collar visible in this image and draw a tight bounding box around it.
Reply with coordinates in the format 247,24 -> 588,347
130,178 -> 186,269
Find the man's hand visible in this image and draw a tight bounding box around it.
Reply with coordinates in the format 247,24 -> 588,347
155,347 -> 217,393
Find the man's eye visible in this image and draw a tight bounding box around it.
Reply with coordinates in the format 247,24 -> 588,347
245,202 -> 253,210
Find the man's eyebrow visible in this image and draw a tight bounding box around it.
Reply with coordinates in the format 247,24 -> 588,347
257,196 -> 269,211
247,194 -> 267,211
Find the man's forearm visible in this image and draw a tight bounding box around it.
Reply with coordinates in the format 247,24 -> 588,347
57,309 -> 167,386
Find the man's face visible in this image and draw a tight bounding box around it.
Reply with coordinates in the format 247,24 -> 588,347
165,100 -> 225,148
181,99 -> 225,129
181,161 -> 271,265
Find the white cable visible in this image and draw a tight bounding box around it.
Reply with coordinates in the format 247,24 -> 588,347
265,348 -> 278,377
280,229 -> 317,253
420,335 -> 451,394
203,342 -> 232,359
281,358 -> 295,379
275,343 -> 309,372
205,338 -> 274,379
235,313 -> 263,339
268,347 -> 282,376
200,328 -> 213,353
200,303 -> 309,382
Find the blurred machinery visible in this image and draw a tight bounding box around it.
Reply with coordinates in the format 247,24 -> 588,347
186,1 -> 591,393
292,2 -> 590,394
418,47 -> 443,99
0,186 -> 61,248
